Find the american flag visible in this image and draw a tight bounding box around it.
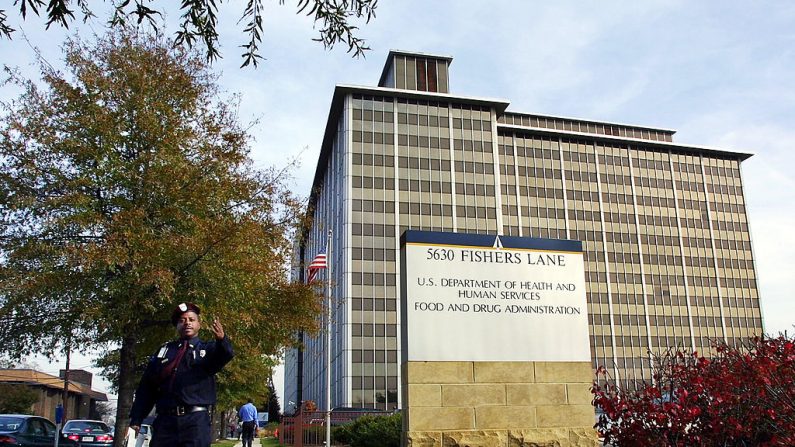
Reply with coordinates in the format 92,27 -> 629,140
307,252 -> 327,282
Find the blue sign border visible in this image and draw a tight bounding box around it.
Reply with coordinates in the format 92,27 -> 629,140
400,230 -> 582,253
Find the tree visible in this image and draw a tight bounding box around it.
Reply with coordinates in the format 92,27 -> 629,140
0,383 -> 38,413
266,377 -> 282,423
93,401 -> 115,422
0,28 -> 320,447
592,335 -> 795,446
0,0 -> 377,67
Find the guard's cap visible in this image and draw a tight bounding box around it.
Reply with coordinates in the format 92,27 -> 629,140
171,302 -> 201,326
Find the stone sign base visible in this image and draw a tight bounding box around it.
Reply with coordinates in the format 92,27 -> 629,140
403,361 -> 599,447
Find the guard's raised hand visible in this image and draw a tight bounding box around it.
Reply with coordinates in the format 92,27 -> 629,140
211,318 -> 225,340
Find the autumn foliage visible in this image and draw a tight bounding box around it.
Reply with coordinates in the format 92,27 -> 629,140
0,29 -> 321,444
592,335 -> 795,446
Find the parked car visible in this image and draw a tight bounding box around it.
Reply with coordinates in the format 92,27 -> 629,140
0,414 -> 57,447
61,420 -> 113,446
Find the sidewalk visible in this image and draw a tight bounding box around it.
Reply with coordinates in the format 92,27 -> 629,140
228,436 -> 263,447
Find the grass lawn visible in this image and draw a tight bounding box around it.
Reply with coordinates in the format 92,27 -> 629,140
211,439 -> 238,447
211,436 -> 281,447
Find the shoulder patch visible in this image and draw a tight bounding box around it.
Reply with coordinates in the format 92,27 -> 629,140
157,345 -> 168,358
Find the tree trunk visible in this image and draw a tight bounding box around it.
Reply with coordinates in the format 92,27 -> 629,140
113,333 -> 139,447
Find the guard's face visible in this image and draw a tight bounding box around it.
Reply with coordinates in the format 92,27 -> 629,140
176,311 -> 201,339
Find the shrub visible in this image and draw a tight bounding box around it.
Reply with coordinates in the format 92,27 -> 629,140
332,413 -> 401,447
592,335 -> 795,446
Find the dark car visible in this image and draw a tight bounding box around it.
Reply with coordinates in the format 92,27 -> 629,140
0,414 -> 57,447
61,420 -> 113,446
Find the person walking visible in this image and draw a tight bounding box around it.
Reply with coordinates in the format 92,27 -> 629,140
238,398 -> 258,447
129,302 -> 234,447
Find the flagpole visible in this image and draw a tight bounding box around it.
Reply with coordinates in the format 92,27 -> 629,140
325,229 -> 332,447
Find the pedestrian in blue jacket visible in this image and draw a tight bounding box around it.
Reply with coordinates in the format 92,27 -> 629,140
238,399 -> 258,447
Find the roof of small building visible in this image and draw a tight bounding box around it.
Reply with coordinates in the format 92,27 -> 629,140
0,369 -> 108,401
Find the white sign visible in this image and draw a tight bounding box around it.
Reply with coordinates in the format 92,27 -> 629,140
401,232 -> 590,362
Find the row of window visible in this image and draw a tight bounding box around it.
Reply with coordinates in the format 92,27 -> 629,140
591,294 -> 697,306
723,296 -> 760,309
702,164 -> 741,177
352,152 -> 395,167
397,113 -> 447,127
593,338 -> 693,355
689,276 -> 722,287
706,183 -> 744,195
643,274 -> 688,286
352,199 -> 396,213
351,176 -> 742,215
350,325 -> 398,338
679,219 -> 712,230
503,186 -> 565,198
393,97 -> 450,112
351,224 -> 397,237
501,165 -> 564,179
564,190 -> 602,202
353,108 -> 394,123
516,207 -> 566,218
456,206 -> 498,219
352,95 -> 395,111
452,117 -> 492,131
352,175 -> 394,189
397,179 -> 452,193
714,239 -> 752,251
398,113 -> 454,130
395,134 -> 451,149
453,160 -> 495,174
561,150 -> 596,163
349,375 -> 398,389
352,273 -> 397,286
399,202 -> 452,216
349,202 -> 744,241
452,138 -> 492,152
351,131 -> 393,144
710,218 -> 749,232
351,248 -> 397,261
350,298 -> 398,311
718,277 -> 757,289
511,150 -> 739,186
506,146 -> 561,160
397,156 -> 451,170
681,237 -> 715,248
499,114 -> 674,142
710,201 -> 746,213
352,156 -> 742,201
346,239 -> 747,274
685,257 -> 753,270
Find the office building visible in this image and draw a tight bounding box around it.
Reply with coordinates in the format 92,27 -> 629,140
283,50 -> 763,414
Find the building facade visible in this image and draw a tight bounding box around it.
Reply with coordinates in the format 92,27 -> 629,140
0,368 -> 108,420
284,50 -> 763,414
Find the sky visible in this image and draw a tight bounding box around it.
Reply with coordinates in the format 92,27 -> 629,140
1,0 -> 794,409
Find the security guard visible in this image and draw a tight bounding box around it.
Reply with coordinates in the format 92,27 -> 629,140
130,302 -> 234,447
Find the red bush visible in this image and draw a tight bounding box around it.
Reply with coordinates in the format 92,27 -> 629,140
592,335 -> 795,446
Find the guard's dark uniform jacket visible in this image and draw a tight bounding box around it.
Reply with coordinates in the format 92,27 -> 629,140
130,335 -> 234,447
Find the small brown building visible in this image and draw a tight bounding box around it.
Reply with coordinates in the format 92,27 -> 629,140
0,368 -> 108,421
